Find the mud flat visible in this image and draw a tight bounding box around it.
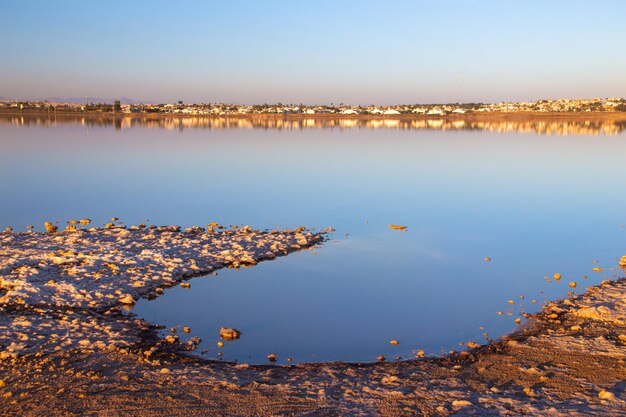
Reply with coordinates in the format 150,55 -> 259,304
1,227 -> 625,416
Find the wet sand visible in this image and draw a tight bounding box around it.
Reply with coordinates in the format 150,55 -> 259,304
1,227 -> 625,415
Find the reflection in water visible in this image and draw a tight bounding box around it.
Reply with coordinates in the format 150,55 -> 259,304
2,114 -> 626,136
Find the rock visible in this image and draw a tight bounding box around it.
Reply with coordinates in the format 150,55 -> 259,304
220,327 -> 241,340
186,337 -> 201,349
217,341 -> 224,348
239,255 -> 257,265
619,255 -> 626,269
554,273 -> 562,281
67,220 -> 79,225
79,219 -> 91,224
159,368 -> 170,374
158,225 -> 181,232
4,227 -> 12,232
377,355 -> 386,362
416,350 -> 425,358
452,400 -> 472,408
180,283 -> 190,288
390,339 -> 399,345
388,224 -> 407,231
119,294 -> 136,305
575,306 -> 624,325
183,326 -> 190,333
267,353 -> 277,362
467,341 -> 480,349
44,222 -> 58,233
164,335 -> 178,344
598,390 -> 615,400
592,267 -> 604,272
483,257 -> 491,262
569,281 -> 577,288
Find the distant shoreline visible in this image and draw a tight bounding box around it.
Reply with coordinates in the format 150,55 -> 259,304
2,109 -> 626,122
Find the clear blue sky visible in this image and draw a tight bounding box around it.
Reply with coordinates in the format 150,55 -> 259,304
1,0 -> 625,104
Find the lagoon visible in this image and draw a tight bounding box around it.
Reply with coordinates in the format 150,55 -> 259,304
1,114 -> 624,363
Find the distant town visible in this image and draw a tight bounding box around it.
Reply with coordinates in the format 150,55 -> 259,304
1,97 -> 625,116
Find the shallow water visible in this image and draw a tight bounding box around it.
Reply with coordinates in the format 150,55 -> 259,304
1,114 -> 625,363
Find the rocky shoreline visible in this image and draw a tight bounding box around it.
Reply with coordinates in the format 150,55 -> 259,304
1,227 -> 625,415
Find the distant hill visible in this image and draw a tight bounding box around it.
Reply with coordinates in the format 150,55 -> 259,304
42,97 -> 142,104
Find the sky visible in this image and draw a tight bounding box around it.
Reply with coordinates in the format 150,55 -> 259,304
1,0 -> 625,105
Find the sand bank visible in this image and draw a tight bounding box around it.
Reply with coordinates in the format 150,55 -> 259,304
0,226 -> 324,357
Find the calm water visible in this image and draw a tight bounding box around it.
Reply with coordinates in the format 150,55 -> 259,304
1,115 -> 625,363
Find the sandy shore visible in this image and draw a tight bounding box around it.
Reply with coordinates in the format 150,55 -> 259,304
1,227 -> 625,415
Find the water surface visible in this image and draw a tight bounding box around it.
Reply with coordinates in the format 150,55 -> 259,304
1,114 -> 625,363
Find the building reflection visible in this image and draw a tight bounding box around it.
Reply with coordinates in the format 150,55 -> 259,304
2,114 -> 626,136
